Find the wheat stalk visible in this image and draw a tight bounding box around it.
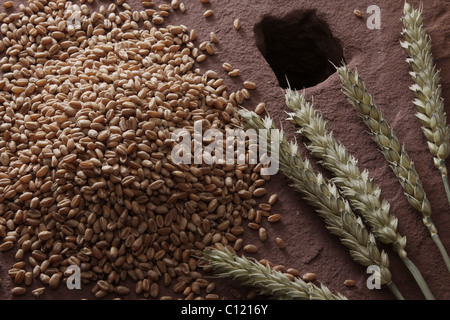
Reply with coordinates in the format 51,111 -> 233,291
202,248 -> 347,300
285,89 -> 434,299
238,109 -> 404,300
401,1 -> 450,206
337,64 -> 450,273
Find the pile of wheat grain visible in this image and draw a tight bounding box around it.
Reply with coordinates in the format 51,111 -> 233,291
0,0 -> 268,299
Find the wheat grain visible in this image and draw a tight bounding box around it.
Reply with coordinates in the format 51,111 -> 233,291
401,1 -> 450,205
233,18 -> 241,30
238,109 -> 403,299
285,89 -> 434,299
337,64 -> 450,273
275,237 -> 285,249
0,0 -> 266,300
203,248 -> 346,300
204,9 -> 213,18
344,279 -> 356,287
354,10 -> 363,18
243,244 -> 258,254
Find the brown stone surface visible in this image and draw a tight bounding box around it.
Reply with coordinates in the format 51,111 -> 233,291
1,0 -> 450,300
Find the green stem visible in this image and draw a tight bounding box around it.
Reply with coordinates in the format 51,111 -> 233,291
387,282 -> 405,300
392,242 -> 435,299
439,167 -> 450,207
402,258 -> 435,300
431,232 -> 450,273
424,216 -> 450,273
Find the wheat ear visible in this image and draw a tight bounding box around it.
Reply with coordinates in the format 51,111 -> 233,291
238,109 -> 404,300
285,89 -> 434,299
401,1 -> 450,205
337,64 -> 450,273
202,248 -> 347,300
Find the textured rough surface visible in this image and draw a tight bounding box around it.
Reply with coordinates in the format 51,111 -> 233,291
1,0 -> 450,300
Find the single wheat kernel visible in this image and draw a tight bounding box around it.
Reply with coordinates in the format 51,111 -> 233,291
243,244 -> 258,253
31,287 -> 45,298
205,70 -> 218,79
253,188 -> 266,197
273,265 -> 284,272
268,194 -> 279,205
228,69 -> 240,77
206,43 -> 215,55
259,259 -> 274,268
196,54 -> 207,62
159,4 -> 171,11
255,210 -> 263,223
275,237 -> 285,249
3,1 -> 13,8
255,102 -> 266,115
171,0 -> 179,9
115,286 -> 130,295
152,16 -> 164,24
354,10 -> 363,18
302,272 -> 317,282
268,214 -> 281,223
344,279 -> 356,287
204,10 -> 213,18
233,18 -> 241,30
286,268 -> 300,277
284,273 -> 295,281
241,88 -> 251,100
142,2 -> 154,8
49,273 -> 62,289
243,81 -> 256,90
223,62 -> 233,72
248,222 -> 260,230
259,228 -> 267,242
233,238 -> 243,251
210,32 -> 219,43
11,287 -> 26,296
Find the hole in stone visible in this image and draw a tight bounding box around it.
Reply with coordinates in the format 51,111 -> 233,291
255,10 -> 346,89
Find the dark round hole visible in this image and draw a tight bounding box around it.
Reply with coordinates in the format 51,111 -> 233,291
254,10 -> 346,89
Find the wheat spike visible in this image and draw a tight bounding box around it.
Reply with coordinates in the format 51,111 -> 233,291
337,64 -> 450,273
401,1 -> 450,205
202,248 -> 347,300
285,90 -> 404,254
337,65 -> 431,218
238,109 -> 404,299
285,89 -> 434,299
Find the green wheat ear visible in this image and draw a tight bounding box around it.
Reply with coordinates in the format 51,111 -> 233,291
202,248 -> 347,300
285,89 -> 434,299
337,64 -> 450,274
238,109 -> 404,300
401,1 -> 450,206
